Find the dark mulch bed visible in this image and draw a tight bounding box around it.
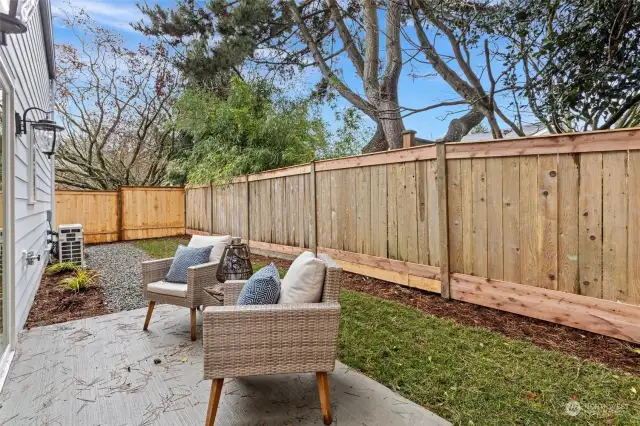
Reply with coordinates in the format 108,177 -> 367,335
25,270 -> 109,329
254,254 -> 640,375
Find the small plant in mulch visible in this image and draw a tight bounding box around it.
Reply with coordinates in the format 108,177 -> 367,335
25,264 -> 108,329
46,261 -> 81,275
59,269 -> 98,293
59,293 -> 83,310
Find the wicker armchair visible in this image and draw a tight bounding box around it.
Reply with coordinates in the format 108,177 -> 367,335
142,257 -> 219,341
202,254 -> 342,426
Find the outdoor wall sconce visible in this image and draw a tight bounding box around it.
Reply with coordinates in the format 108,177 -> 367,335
15,107 -> 64,158
0,0 -> 38,45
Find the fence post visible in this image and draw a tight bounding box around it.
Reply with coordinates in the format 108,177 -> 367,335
436,141 -> 451,299
245,175 -> 250,243
183,187 -> 187,235
310,161 -> 318,254
208,182 -> 214,235
117,186 -> 124,241
402,130 -> 417,148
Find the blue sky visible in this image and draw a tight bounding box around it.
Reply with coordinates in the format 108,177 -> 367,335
51,0 -> 526,140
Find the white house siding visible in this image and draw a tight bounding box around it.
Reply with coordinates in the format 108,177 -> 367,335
0,3 -> 55,331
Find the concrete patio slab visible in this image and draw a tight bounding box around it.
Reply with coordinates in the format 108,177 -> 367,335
0,304 -> 450,426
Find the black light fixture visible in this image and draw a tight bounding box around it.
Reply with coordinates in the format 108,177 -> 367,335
0,0 -> 38,45
15,107 -> 64,158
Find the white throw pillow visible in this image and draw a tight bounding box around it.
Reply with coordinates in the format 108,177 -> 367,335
278,251 -> 326,304
188,234 -> 232,263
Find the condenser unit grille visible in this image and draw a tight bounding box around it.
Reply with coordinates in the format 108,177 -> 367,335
58,224 -> 85,266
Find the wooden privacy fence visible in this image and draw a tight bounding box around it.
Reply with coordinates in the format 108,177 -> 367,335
185,128 -> 640,344
56,186 -> 185,243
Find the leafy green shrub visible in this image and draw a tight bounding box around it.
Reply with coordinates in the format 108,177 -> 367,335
46,261 -> 80,275
59,269 -> 97,293
171,78 -> 327,185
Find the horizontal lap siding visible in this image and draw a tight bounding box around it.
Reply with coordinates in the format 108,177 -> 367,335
2,5 -> 55,330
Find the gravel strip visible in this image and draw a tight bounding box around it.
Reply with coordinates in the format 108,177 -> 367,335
85,242 -> 153,312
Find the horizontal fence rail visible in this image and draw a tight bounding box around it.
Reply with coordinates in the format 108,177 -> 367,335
185,128 -> 640,343
56,186 -> 185,243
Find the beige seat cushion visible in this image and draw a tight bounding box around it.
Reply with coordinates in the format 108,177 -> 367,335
188,234 -> 232,263
147,280 -> 188,298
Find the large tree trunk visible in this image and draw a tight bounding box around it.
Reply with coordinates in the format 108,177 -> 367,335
378,0 -> 405,149
364,108 -> 482,153
378,102 -> 405,149
362,123 -> 388,153
441,108 -> 485,142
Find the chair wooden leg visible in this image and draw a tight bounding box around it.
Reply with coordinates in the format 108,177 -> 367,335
143,301 -> 155,330
316,372 -> 332,425
205,378 -> 224,426
190,308 -> 197,341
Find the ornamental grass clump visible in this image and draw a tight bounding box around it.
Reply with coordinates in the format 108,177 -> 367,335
46,261 -> 80,274
59,269 -> 97,293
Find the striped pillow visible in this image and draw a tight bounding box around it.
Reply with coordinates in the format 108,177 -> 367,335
237,264 -> 281,305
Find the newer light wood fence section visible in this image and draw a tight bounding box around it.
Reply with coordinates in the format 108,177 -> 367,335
56,186 -> 185,243
56,190 -> 120,243
185,128 -> 640,343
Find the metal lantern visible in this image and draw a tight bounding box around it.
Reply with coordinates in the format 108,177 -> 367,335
15,107 -> 64,158
32,119 -> 64,157
216,237 -> 253,282
1,0 -> 38,43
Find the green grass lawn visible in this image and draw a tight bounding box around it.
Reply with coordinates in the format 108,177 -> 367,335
339,290 -> 639,425
251,261 -> 286,278
135,237 -> 640,424
133,236 -> 190,258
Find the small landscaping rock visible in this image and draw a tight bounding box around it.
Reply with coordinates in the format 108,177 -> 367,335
84,242 -> 152,312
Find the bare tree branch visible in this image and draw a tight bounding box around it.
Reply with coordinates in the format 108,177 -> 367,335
55,7 -> 181,190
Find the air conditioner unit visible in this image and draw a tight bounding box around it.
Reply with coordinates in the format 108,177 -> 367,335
58,224 -> 84,266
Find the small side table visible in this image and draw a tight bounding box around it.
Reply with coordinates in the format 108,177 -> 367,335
203,283 -> 224,307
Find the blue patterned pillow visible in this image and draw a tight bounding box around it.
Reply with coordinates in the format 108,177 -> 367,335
237,263 -> 281,305
165,245 -> 213,284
